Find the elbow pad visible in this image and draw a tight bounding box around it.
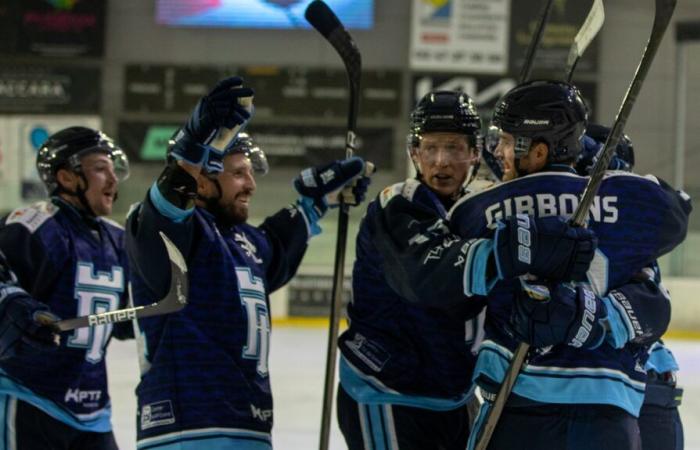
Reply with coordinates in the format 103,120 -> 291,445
156,163 -> 198,210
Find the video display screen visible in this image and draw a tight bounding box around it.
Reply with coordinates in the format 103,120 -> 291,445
156,0 -> 373,29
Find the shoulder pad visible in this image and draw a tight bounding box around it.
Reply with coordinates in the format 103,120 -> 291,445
378,179 -> 422,208
5,201 -> 57,233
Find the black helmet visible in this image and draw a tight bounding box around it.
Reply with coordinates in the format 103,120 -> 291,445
36,126 -> 129,195
409,90 -> 482,149
226,132 -> 269,176
492,80 -> 588,164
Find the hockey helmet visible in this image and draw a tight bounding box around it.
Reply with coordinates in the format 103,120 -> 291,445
36,126 -> 129,194
491,80 -> 588,164
226,132 -> 269,176
409,90 -> 482,149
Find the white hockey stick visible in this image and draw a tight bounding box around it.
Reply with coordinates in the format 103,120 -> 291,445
565,0 -> 605,82
49,232 -> 188,331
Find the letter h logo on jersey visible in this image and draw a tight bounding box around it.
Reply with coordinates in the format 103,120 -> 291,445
516,214 -> 532,264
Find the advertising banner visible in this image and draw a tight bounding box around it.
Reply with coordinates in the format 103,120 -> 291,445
124,65 -> 402,120
410,0 -> 510,74
0,64 -> 101,114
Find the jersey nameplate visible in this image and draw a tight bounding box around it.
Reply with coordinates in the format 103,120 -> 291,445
6,201 -> 57,233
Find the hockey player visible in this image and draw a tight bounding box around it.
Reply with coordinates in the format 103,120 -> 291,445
450,80 -> 690,450
336,90 -> 595,450
580,124 -> 684,450
0,126 -> 132,449
126,76 -> 372,450
368,80 -> 690,450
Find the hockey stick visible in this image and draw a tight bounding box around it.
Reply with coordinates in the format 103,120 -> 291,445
50,232 -> 188,331
565,0 -> 605,82
519,0 -> 555,83
304,2 -> 361,450
573,0 -> 675,225
475,0 -> 608,450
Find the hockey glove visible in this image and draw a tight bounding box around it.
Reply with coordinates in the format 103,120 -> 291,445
0,286 -> 60,360
511,282 -> 607,349
293,156 -> 372,235
168,76 -> 254,173
493,214 -> 597,282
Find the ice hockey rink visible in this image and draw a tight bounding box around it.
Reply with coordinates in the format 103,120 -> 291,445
107,328 -> 700,450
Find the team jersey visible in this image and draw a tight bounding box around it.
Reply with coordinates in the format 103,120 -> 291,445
126,185 -> 310,449
0,197 -> 129,432
373,168 -> 690,416
454,169 -> 689,415
338,178 -> 486,410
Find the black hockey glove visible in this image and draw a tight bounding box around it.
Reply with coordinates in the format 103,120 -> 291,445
511,282 -> 607,350
493,214 -> 597,282
168,76 -> 254,173
0,286 -> 60,360
293,157 -> 373,235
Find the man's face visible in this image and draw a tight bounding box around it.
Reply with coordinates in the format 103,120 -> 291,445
494,131 -> 517,181
412,132 -> 475,198
214,153 -> 257,224
80,152 -> 119,216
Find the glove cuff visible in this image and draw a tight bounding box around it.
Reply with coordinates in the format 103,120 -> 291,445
296,197 -> 324,237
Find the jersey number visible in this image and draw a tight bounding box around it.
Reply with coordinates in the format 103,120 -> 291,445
236,268 -> 270,377
68,263 -> 124,364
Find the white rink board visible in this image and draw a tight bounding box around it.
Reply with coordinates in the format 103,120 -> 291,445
107,328 -> 700,450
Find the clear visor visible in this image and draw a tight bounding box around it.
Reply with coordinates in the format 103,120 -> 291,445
69,146 -> 130,182
412,135 -> 476,166
244,147 -> 269,176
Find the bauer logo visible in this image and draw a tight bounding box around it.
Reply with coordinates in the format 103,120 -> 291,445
88,309 -> 136,326
523,119 -> 550,126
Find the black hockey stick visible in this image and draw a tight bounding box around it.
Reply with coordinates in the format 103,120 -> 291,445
474,1 -> 607,449
573,0 -> 675,225
518,0 -> 555,83
50,232 -> 188,331
565,0 -> 605,82
304,2 -> 361,450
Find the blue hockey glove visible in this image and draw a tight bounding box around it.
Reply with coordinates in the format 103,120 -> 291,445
0,286 -> 60,360
168,76 -> 254,173
293,156 -> 371,235
494,214 -> 597,282
511,282 -> 607,349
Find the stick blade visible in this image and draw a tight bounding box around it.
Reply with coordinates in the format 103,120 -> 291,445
158,231 -> 189,312
305,0 -> 341,38
565,0 -> 605,77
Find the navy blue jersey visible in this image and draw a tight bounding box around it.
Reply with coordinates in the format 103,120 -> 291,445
446,170 -> 690,416
338,179 -> 486,410
0,198 -> 128,432
127,187 -> 309,448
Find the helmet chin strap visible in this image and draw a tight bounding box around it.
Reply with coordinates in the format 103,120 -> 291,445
56,172 -> 98,218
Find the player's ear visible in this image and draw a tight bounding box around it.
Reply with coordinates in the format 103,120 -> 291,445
56,168 -> 79,191
195,173 -> 215,198
531,141 -> 549,166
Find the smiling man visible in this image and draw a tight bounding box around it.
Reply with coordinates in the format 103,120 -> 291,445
125,77 -> 372,450
0,126 -> 132,450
